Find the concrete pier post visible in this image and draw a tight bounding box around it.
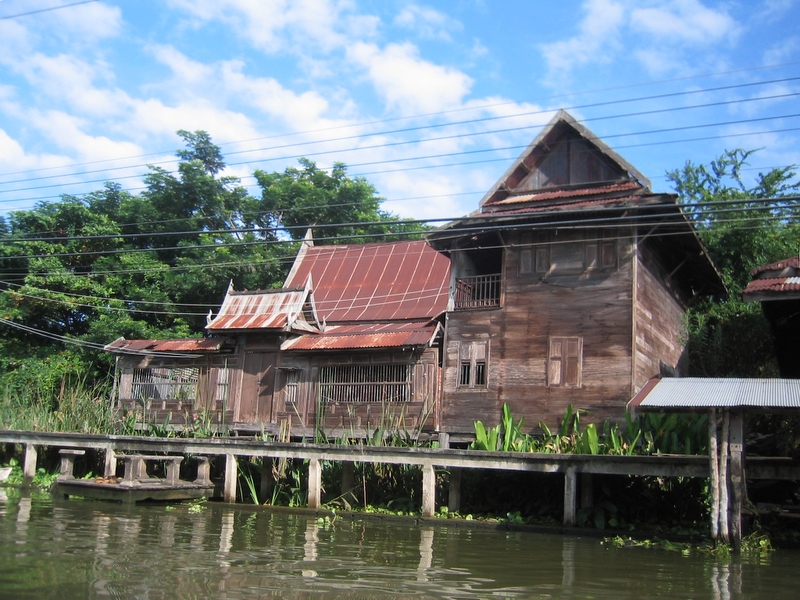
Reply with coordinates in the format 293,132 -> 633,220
224,453 -> 237,503
307,458 -> 322,509
104,446 -> 117,477
422,463 -> 436,517
563,467 -> 577,526
447,468 -> 462,512
341,461 -> 356,505
23,444 -> 37,485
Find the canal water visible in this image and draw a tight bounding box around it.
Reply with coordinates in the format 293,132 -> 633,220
0,489 -> 797,599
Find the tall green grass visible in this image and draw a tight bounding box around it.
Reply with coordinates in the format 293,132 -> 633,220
0,377 -> 114,434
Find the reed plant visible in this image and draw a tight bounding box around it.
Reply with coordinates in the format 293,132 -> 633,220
0,376 -> 114,434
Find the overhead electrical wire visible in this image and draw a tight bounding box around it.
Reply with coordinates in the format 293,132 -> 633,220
2,93 -> 799,199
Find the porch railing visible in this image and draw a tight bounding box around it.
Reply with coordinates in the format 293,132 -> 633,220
453,274 -> 502,310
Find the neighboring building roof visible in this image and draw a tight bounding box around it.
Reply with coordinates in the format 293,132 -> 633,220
629,376 -> 800,411
206,281 -> 320,333
104,337 -> 233,355
743,256 -> 800,301
284,240 -> 450,323
281,321 -> 440,351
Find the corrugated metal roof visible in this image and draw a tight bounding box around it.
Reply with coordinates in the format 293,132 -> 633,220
104,337 -> 230,353
207,287 -> 316,332
751,255 -> 800,276
282,321 -> 439,351
486,181 -> 641,207
284,240 -> 450,323
743,277 -> 800,296
629,377 -> 800,410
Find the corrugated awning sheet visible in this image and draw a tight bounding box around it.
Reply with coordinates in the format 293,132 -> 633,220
629,377 -> 800,410
284,240 -> 450,322
207,288 -> 309,331
282,322 -> 440,351
104,337 -> 230,353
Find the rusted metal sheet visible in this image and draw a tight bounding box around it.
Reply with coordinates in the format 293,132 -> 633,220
284,240 -> 450,322
206,288 -> 310,331
104,338 -> 229,353
743,277 -> 800,296
282,322 -> 439,351
487,181 -> 641,206
629,377 -> 800,411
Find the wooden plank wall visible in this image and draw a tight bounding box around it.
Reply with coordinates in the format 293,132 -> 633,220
263,347 -> 440,439
440,228 -> 636,435
634,240 -> 690,386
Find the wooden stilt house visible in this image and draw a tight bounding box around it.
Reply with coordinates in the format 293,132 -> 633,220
108,238 -> 450,437
426,110 -> 724,439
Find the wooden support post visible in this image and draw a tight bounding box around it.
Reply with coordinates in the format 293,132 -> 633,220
729,411 -> 745,554
563,467 -> 577,527
719,411 -> 730,544
709,408 -> 719,542
259,458 -> 274,504
448,468 -> 462,513
23,444 -> 37,485
104,447 -> 117,478
307,458 -> 321,509
223,453 -> 237,504
580,473 -> 593,509
422,463 -> 436,518
438,432 -> 450,449
341,461 -> 356,505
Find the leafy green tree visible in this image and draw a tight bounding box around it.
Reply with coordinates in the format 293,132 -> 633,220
254,158 -> 423,243
667,149 -> 800,377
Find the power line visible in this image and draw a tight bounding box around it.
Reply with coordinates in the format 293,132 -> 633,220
1,89 -> 799,197
0,0 -> 98,21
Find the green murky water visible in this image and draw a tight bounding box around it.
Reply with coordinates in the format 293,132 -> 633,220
0,488 -> 796,599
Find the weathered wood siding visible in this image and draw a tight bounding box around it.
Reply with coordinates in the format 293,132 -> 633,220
441,228 -> 636,434
634,239 -> 690,387
115,353 -> 237,430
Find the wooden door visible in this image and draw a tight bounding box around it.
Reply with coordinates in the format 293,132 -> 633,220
239,352 -> 278,423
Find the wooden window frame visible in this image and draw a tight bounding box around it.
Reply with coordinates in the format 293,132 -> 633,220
521,230 -> 617,276
318,363 -> 412,404
547,336 -> 583,388
458,340 -> 490,389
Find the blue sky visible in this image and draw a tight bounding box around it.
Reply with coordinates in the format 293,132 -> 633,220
0,0 -> 798,222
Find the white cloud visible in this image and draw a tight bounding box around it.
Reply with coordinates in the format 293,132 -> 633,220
346,42 -> 473,115
165,0 -> 350,54
630,0 -> 738,44
27,110 -> 142,161
394,5 -> 460,41
42,1 -> 122,43
540,0 -> 626,80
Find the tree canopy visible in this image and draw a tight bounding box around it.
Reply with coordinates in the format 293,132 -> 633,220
0,131 -> 422,397
667,149 -> 800,377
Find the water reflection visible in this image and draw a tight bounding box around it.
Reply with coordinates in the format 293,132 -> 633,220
0,491 -> 797,599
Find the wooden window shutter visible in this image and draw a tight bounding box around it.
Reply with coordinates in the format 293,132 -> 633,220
563,338 -> 582,386
548,338 -> 563,386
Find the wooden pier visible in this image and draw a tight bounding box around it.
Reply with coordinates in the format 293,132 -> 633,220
3,429 -> 799,527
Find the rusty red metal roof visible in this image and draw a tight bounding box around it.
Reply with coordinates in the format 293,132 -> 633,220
485,181 -> 641,207
206,287 -> 318,332
284,240 -> 450,323
743,277 -> 800,297
104,337 -> 231,354
282,321 -> 440,351
750,255 -> 800,276
743,256 -> 800,300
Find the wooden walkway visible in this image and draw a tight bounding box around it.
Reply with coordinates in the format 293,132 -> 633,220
2,429 -> 799,525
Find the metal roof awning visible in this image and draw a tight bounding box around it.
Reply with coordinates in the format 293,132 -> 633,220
629,376 -> 800,412
281,322 -> 441,351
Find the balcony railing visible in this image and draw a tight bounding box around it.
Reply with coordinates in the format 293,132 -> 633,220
454,274 -> 502,310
